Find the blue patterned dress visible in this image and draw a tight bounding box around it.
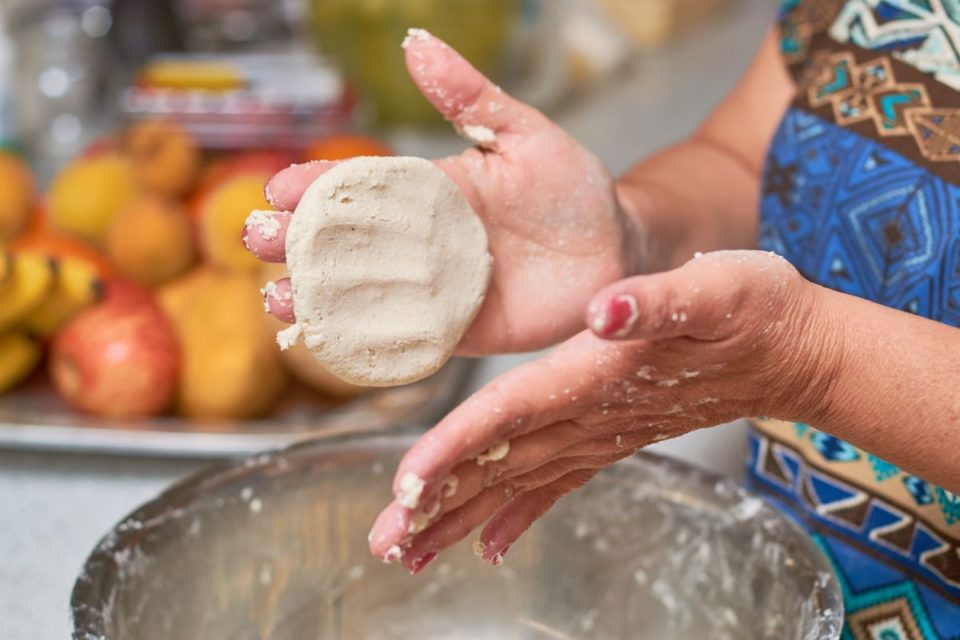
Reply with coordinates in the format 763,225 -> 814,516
746,1 -> 960,637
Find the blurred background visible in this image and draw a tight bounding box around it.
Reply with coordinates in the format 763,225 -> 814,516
0,0 -> 742,448
0,0 -> 777,637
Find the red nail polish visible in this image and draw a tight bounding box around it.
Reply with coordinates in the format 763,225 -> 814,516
410,551 -> 437,575
593,294 -> 638,338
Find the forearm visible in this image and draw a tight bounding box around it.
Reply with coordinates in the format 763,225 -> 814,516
616,29 -> 792,274
799,285 -> 960,493
617,136 -> 761,273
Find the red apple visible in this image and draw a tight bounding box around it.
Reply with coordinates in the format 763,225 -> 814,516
102,278 -> 155,307
50,291 -> 179,418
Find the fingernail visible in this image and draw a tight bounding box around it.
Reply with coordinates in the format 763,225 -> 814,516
260,281 -> 275,313
381,545 -> 404,565
402,27 -> 431,50
409,551 -> 437,575
260,280 -> 277,305
490,544 -> 511,566
472,539 -> 486,558
264,183 -> 279,208
590,294 -> 639,338
245,210 -> 282,242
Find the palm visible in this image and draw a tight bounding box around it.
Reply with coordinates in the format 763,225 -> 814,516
440,128 -> 630,354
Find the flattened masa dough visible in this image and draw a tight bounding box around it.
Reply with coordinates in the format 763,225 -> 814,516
282,156 -> 493,386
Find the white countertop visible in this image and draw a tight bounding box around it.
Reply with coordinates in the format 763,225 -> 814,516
0,2 -> 774,637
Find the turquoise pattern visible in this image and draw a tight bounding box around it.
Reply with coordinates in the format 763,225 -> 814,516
936,489 -> 960,525
829,0 -> 960,90
811,432 -> 863,462
813,533 -> 942,640
869,454 -> 902,482
904,475 -> 936,506
747,429 -> 960,638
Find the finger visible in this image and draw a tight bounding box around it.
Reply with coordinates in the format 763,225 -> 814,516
402,29 -> 545,145
242,211 -> 290,262
440,417 -> 661,514
392,421 -> 667,552
263,160 -> 335,212
411,420 -> 587,529
400,479 -> 517,571
261,278 -> 294,323
405,456 -> 616,571
478,467 -> 603,563
586,250 -> 768,342
388,339 -> 604,509
368,500 -> 417,561
388,331 -> 649,509
370,421 -> 583,558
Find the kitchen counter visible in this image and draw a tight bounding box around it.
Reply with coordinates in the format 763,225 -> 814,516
0,2 -> 774,637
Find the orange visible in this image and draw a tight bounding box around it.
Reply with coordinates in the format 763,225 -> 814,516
124,120 -> 201,197
105,196 -> 196,287
196,173 -> 270,271
304,134 -> 393,162
0,153 -> 36,241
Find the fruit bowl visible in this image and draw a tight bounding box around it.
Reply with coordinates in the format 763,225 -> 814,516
71,434 -> 843,639
0,359 -> 473,457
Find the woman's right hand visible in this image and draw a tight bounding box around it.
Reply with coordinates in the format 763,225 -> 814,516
243,29 -> 643,356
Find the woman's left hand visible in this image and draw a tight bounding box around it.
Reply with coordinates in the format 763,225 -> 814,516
368,250 -> 842,572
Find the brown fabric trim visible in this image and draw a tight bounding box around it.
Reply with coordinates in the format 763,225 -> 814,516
749,479 -> 960,604
785,32 -> 960,187
752,419 -> 959,543
750,422 -> 960,596
778,0 -> 848,80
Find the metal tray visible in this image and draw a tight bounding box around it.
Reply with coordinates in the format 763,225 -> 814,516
0,359 -> 475,458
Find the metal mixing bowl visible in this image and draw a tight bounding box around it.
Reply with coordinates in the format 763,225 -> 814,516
72,434 -> 842,639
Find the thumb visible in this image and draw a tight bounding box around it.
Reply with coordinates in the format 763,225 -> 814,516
402,29 -> 545,146
585,251 -> 775,342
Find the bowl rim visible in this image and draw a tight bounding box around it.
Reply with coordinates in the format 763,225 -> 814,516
70,430 -> 844,639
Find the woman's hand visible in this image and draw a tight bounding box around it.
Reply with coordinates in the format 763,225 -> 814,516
366,250 -> 841,572
242,30 -> 640,355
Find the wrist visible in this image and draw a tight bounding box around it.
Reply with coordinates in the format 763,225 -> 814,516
614,178 -> 683,275
761,279 -> 849,426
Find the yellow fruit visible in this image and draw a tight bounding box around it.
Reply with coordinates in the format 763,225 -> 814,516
158,268 -> 286,419
0,252 -> 12,286
22,257 -> 104,337
105,196 -> 195,287
48,153 -> 136,246
0,332 -> 41,393
124,120 -> 200,197
198,174 -> 269,271
283,339 -> 370,398
0,154 -> 36,241
0,252 -> 55,331
156,267 -> 220,321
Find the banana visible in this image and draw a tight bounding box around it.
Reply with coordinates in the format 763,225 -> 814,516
23,257 -> 103,337
0,332 -> 41,393
0,252 -> 55,332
